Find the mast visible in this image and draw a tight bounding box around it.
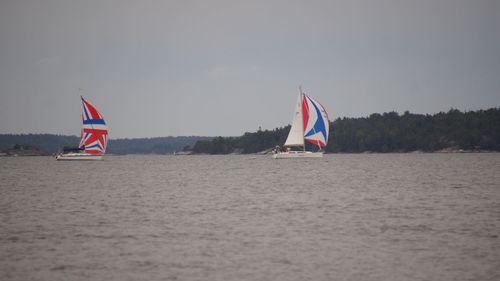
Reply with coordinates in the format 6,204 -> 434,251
78,95 -> 85,149
78,90 -> 87,150
299,86 -> 305,151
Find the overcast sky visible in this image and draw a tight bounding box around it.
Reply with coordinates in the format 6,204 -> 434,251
1,0 -> 499,138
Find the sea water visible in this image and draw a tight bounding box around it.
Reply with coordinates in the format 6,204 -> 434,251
1,154 -> 499,281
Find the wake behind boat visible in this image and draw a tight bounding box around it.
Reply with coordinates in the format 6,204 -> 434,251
56,97 -> 109,161
273,87 -> 329,159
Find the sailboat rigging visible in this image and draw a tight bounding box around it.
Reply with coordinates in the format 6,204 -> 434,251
56,96 -> 109,161
273,87 -> 329,158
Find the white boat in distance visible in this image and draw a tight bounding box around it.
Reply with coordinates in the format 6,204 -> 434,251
56,97 -> 109,161
273,87 -> 330,159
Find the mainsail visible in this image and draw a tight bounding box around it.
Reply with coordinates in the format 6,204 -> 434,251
283,94 -> 305,147
78,97 -> 108,155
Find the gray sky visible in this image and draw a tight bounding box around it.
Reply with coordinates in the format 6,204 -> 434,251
1,0 -> 499,138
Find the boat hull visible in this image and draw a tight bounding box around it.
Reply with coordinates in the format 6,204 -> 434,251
56,153 -> 103,161
272,151 -> 323,159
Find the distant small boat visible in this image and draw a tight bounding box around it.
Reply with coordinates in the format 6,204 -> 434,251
273,87 -> 329,159
56,97 -> 109,161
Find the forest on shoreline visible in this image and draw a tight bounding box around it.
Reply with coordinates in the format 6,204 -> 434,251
0,135 -> 210,155
1,108 -> 499,156
188,108 -> 500,154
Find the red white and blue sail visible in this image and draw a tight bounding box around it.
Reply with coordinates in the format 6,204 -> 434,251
302,94 -> 329,148
78,97 -> 108,155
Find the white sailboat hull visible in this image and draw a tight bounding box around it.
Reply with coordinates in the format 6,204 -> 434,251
56,153 -> 103,161
272,151 -> 323,159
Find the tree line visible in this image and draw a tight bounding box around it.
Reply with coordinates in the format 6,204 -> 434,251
189,108 -> 500,154
0,134 -> 211,155
2,108 -> 498,155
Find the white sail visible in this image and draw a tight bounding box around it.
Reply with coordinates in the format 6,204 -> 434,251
283,94 -> 305,147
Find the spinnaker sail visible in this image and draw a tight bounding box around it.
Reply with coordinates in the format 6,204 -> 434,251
302,94 -> 329,148
78,97 -> 108,155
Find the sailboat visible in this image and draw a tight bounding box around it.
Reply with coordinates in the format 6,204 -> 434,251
273,87 -> 329,159
56,96 -> 109,161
